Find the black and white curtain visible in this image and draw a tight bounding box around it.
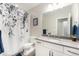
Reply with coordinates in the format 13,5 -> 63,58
0,3 -> 29,54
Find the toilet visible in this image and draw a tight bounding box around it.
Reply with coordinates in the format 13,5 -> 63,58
22,43 -> 35,56
0,43 -> 35,56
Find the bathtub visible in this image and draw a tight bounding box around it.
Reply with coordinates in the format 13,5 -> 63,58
0,43 -> 35,56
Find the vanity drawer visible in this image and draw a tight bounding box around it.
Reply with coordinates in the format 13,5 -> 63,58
35,39 -> 49,47
48,43 -> 63,52
64,47 -> 79,56
35,39 -> 63,52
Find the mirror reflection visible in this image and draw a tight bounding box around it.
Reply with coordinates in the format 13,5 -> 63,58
42,4 -> 72,37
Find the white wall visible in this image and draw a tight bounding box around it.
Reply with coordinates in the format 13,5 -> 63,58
71,3 -> 79,26
27,4 -> 49,36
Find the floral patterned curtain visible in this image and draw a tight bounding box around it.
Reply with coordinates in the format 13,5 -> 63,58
0,3 -> 29,54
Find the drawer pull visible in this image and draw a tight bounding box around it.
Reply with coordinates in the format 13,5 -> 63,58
52,52 -> 53,56
49,51 -> 51,56
49,51 -> 53,56
36,41 -> 41,44
67,50 -> 79,55
35,38 -> 41,40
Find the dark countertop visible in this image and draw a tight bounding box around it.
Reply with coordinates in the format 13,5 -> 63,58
42,34 -> 79,41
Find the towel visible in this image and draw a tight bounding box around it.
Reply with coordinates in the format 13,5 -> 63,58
72,25 -> 77,35
75,25 -> 79,38
0,30 -> 4,54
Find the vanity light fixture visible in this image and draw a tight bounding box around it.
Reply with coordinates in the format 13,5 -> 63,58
45,3 -> 71,12
45,3 -> 60,12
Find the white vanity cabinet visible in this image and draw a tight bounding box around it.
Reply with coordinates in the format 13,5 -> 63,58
35,39 -> 65,56
35,40 -> 50,56
64,47 -> 79,56
35,44 -> 50,56
52,50 -> 67,56
30,36 -> 79,56
46,42 -> 68,56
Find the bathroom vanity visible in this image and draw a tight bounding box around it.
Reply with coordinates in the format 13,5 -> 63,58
30,36 -> 79,56
29,4 -> 79,56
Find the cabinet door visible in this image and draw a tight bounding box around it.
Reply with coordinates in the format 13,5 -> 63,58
52,50 -> 68,56
35,44 -> 50,56
53,51 -> 68,56
64,47 -> 79,56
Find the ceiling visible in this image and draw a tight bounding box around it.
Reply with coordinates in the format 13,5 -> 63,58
16,3 -> 39,11
16,3 -> 71,12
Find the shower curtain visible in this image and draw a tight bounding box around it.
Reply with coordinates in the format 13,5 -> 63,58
0,3 -> 29,54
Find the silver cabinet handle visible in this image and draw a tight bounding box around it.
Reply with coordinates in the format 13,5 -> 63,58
49,50 -> 53,56
67,50 -> 79,55
35,38 -> 41,40
36,41 -> 41,44
52,52 -> 53,56
49,51 -> 51,56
